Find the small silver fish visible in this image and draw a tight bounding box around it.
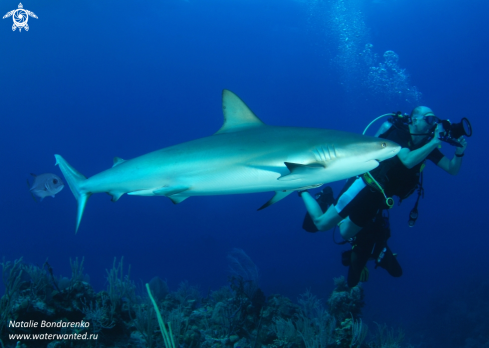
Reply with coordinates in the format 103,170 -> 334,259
28,173 -> 64,201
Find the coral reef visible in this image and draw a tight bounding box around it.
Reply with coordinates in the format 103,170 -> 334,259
0,254 -> 406,348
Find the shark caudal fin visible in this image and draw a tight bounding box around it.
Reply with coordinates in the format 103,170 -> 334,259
54,155 -> 91,233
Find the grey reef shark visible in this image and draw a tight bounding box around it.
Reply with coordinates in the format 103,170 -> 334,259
55,90 -> 400,233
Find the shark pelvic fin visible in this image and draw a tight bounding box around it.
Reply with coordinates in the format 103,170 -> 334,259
278,162 -> 326,181
258,190 -> 294,210
215,90 -> 266,135
54,155 -> 91,233
112,157 -> 126,167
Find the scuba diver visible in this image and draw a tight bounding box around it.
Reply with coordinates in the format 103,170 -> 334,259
300,106 -> 470,287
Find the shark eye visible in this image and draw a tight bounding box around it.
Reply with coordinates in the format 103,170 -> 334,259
381,142 -> 387,148
53,179 -> 58,184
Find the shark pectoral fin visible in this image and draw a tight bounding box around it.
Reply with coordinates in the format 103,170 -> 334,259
277,162 -> 325,181
169,196 -> 189,204
153,185 -> 189,197
214,90 -> 266,134
258,190 -> 293,210
112,157 -> 126,167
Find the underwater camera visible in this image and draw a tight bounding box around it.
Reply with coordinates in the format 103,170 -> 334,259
438,117 -> 472,147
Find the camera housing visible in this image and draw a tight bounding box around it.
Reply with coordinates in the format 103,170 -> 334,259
439,117 -> 472,147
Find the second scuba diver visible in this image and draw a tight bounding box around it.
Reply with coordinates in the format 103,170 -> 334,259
300,106 -> 470,287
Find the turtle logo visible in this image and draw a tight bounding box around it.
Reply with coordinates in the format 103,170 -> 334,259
3,3 -> 37,32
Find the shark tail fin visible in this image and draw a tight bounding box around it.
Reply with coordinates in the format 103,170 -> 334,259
54,155 -> 91,233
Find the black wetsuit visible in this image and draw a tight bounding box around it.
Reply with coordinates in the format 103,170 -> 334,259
371,122 -> 444,199
336,122 -> 444,227
342,210 -> 402,288
302,121 -> 445,287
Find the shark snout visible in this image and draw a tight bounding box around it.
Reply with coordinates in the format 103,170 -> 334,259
371,140 -> 401,162
378,147 -> 400,159
379,142 -> 401,161
390,144 -> 401,155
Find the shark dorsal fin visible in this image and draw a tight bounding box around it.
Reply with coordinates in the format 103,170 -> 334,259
112,157 -> 126,167
215,90 -> 266,135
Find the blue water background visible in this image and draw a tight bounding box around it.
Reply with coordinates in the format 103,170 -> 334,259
1,0 -> 488,343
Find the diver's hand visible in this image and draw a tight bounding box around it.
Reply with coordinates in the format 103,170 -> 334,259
455,136 -> 467,155
431,123 -> 444,145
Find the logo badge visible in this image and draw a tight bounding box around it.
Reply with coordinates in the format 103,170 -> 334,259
3,3 -> 37,32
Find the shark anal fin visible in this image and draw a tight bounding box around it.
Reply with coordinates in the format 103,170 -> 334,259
169,196 -> 189,204
109,191 -> 124,202
112,157 -> 126,167
258,190 -> 293,210
278,162 -> 325,181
